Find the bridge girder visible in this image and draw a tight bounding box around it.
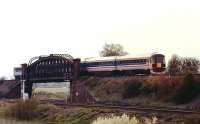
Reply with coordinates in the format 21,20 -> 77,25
26,54 -> 74,82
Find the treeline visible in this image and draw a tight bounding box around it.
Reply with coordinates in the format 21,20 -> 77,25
123,73 -> 200,104
167,55 -> 200,75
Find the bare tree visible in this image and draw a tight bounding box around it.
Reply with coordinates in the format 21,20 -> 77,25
181,57 -> 200,74
167,54 -> 182,75
99,43 -> 128,57
0,77 -> 5,84
168,55 -> 200,75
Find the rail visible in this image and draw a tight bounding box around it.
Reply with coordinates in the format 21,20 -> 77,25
40,99 -> 200,115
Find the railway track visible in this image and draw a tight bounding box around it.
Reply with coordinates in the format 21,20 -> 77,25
41,99 -> 200,115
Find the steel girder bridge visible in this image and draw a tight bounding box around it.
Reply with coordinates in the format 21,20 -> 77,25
21,54 -> 80,98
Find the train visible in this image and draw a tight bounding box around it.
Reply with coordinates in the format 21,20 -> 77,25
80,53 -> 166,75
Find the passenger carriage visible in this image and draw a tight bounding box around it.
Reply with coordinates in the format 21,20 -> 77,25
80,53 -> 166,76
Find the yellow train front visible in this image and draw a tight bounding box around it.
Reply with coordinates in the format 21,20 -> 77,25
150,53 -> 166,74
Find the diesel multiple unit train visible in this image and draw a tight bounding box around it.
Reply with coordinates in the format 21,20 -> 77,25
80,53 -> 166,75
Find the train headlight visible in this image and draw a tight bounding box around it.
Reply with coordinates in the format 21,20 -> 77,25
157,63 -> 162,68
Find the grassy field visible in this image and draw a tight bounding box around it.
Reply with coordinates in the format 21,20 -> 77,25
32,87 -> 70,100
1,99 -> 200,124
33,87 -> 69,93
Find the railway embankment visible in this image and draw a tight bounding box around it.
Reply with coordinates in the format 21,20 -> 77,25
0,74 -> 200,124
80,74 -> 200,109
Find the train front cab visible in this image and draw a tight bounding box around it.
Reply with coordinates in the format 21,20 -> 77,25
150,54 -> 166,73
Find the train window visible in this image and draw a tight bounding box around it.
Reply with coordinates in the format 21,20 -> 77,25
156,56 -> 164,63
90,63 -> 93,66
130,60 -> 135,63
141,59 -> 145,62
102,62 -> 106,65
106,61 -> 113,65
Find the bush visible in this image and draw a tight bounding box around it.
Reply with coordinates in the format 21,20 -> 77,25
5,99 -> 39,120
123,80 -> 142,98
173,73 -> 200,104
139,81 -> 155,95
92,114 -> 157,124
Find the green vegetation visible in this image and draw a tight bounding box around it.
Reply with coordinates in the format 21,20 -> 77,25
2,99 -> 125,124
5,99 -> 39,120
85,75 -> 200,105
32,87 -> 69,100
173,73 -> 200,104
1,75 -> 200,123
1,99 -> 200,124
123,80 -> 142,98
168,54 -> 200,75
99,43 -> 128,57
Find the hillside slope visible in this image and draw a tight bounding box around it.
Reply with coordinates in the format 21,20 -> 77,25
80,75 -> 200,108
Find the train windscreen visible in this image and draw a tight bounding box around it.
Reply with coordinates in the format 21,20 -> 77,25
156,56 -> 164,63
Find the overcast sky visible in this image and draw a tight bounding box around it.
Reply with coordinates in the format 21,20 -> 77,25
0,0 -> 200,78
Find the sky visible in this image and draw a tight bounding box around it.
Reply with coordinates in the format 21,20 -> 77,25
0,0 -> 200,78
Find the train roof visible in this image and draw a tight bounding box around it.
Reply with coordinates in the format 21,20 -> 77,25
81,53 -> 165,63
81,56 -> 116,62
116,54 -> 150,60
81,53 -> 164,63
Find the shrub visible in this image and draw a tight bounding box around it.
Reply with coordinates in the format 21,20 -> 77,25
139,81 -> 155,95
92,114 -> 157,124
123,80 -> 142,98
5,99 -> 39,120
173,73 -> 200,104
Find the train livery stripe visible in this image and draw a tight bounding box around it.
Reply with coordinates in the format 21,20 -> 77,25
117,66 -> 149,70
86,64 -> 150,72
87,67 -> 115,72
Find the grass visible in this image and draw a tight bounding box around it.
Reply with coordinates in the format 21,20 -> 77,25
33,87 -> 69,93
32,87 -> 70,100
0,99 -> 159,124
173,73 -> 200,104
4,99 -> 39,120
92,114 -> 157,124
1,75 -> 200,123
84,75 -> 200,105
2,99 -> 200,124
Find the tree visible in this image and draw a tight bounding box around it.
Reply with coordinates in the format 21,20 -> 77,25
181,57 -> 200,74
173,73 -> 200,104
0,77 -> 5,84
168,55 -> 200,75
167,55 -> 182,75
99,43 -> 128,57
